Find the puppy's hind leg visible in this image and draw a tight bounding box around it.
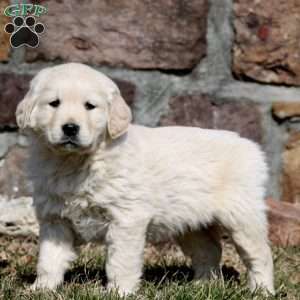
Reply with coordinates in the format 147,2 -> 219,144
178,226 -> 222,280
226,211 -> 274,295
31,221 -> 77,290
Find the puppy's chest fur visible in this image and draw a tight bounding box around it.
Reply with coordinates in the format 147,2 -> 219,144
31,152 -> 117,243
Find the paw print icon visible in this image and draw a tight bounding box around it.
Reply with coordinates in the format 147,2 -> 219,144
4,16 -> 45,48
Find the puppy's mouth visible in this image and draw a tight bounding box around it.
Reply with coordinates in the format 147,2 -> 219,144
47,135 -> 95,154
54,138 -> 93,154
57,139 -> 81,150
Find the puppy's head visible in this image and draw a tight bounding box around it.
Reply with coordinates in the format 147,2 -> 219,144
16,63 -> 132,153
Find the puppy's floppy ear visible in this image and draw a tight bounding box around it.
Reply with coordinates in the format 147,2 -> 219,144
107,91 -> 132,139
16,67 -> 51,130
16,88 -> 37,130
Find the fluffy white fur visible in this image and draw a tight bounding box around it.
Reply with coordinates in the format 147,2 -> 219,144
16,63 -> 274,295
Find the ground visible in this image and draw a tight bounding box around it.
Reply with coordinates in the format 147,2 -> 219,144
0,235 -> 299,300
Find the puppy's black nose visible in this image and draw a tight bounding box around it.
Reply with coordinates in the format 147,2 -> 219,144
62,123 -> 80,137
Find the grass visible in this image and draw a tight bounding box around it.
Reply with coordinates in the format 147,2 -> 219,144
0,235 -> 299,300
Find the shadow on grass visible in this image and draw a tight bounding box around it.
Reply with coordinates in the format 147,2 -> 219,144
144,265 -> 240,285
18,264 -> 240,287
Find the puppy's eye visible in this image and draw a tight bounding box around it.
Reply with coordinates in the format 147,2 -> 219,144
85,102 -> 96,110
49,99 -> 60,108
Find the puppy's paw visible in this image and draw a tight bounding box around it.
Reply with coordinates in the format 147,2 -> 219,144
249,283 -> 275,297
107,282 -> 136,297
30,276 -> 61,291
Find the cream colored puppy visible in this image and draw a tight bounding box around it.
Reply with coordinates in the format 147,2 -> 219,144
16,63 -> 274,295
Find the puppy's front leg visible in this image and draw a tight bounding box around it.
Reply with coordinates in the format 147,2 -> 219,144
105,220 -> 148,295
31,221 -> 77,290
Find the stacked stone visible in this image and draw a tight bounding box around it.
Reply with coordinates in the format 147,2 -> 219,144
0,0 -> 299,245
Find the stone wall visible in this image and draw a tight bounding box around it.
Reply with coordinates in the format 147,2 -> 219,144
0,0 -> 300,242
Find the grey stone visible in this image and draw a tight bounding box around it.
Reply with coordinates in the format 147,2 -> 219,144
0,146 -> 32,199
0,132 -> 18,158
0,196 -> 38,236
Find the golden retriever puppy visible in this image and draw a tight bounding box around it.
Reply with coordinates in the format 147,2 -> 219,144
16,63 -> 274,295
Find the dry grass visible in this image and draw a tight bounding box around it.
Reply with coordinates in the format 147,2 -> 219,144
0,234 -> 299,299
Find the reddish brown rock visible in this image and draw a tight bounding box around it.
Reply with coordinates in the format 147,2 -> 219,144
0,146 -> 32,199
215,102 -> 262,143
113,79 -> 136,106
233,0 -> 300,85
272,102 -> 300,120
160,95 -> 214,128
160,95 -> 262,143
281,131 -> 300,204
26,0 -> 208,69
267,198 -> 300,246
0,73 -> 32,128
0,0 -> 11,61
